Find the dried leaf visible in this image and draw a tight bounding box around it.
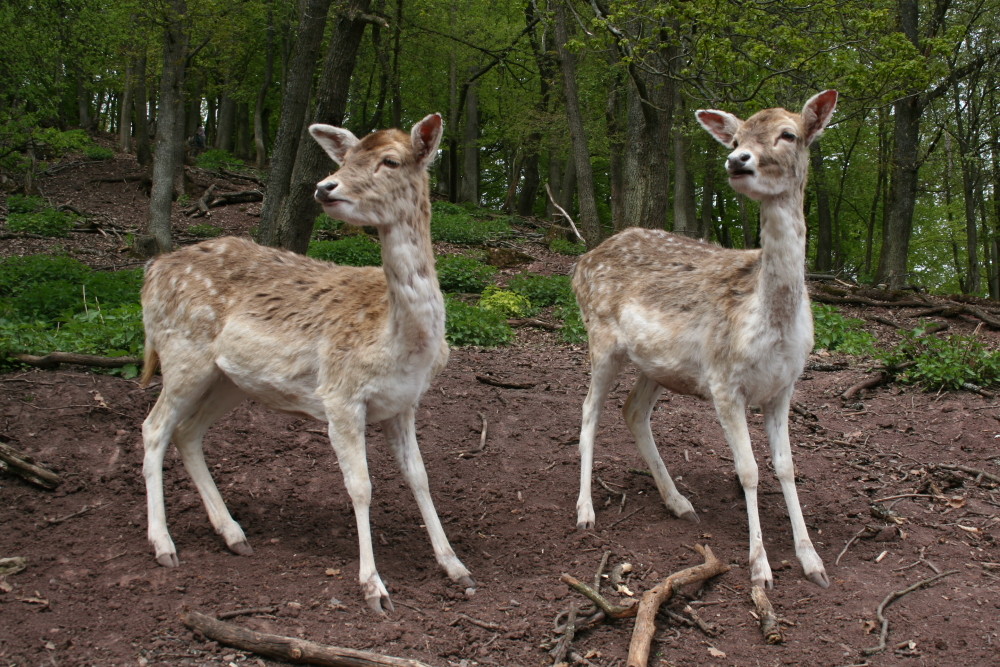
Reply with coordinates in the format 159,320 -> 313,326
707,646 -> 727,658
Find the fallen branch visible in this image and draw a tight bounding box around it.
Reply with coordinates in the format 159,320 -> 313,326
627,545 -> 729,667
934,463 -> 1000,485
544,183 -> 586,246
474,374 -> 536,389
457,413 -> 488,459
0,440 -> 61,489
180,609 -> 437,666
508,317 -> 561,331
10,351 -> 142,370
750,585 -> 783,644
861,570 -> 958,656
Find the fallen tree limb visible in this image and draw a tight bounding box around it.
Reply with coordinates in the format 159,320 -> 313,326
627,545 -> 729,667
0,440 -> 61,489
861,570 -> 958,656
474,374 -> 536,389
750,585 -> 782,644
934,463 -> 1000,485
508,317 -> 561,331
10,352 -> 142,370
180,609 -> 437,666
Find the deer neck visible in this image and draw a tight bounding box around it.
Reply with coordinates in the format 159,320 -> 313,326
756,187 -> 807,318
376,196 -> 444,353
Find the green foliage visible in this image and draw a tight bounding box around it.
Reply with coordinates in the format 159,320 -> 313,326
6,194 -> 44,213
880,329 -> 1000,391
549,237 -> 587,256
478,287 -> 533,318
430,201 -> 512,244
6,207 -> 78,237
0,255 -> 91,298
312,214 -> 344,237
196,149 -> 245,171
811,303 -> 876,355
444,295 -> 513,348
187,223 -> 224,238
435,254 -> 497,293
35,128 -> 92,155
307,235 -> 382,266
507,273 -> 575,307
556,301 -> 587,344
84,144 -> 114,160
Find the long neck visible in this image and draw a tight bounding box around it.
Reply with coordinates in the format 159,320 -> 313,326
756,186 -> 807,316
377,187 -> 444,349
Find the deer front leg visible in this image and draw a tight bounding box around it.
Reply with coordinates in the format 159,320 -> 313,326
713,392 -> 772,588
325,408 -> 389,614
576,349 -> 623,529
382,409 -> 475,594
763,391 -> 830,588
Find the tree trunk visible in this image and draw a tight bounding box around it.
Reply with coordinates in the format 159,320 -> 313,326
271,0 -> 370,253
811,139 -> 833,272
875,92 -> 921,289
254,8 -> 276,168
554,0 -> 601,246
118,59 -> 134,153
142,0 -> 189,257
457,76 -> 479,204
215,93 -> 236,152
132,53 -> 153,166
258,0 -> 333,246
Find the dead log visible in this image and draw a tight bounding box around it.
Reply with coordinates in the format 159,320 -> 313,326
750,585 -> 783,644
508,317 -> 561,331
180,610 -> 437,666
626,544 -> 729,667
0,441 -> 61,489
11,352 -> 142,370
184,183 -> 216,217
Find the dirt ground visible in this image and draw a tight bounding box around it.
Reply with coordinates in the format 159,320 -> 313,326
1,150 -> 999,667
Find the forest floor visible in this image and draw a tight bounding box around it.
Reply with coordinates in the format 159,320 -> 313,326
1,148 -> 999,667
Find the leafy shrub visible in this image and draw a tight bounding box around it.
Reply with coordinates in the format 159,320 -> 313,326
508,273 -> 575,307
444,295 -> 513,347
6,194 -> 44,214
35,128 -> 92,155
0,255 -> 91,298
811,303 -> 875,355
881,329 -> 1000,391
478,287 -> 533,318
187,223 -> 223,238
6,208 -> 78,237
549,237 -> 587,256
556,301 -> 587,343
196,149 -> 244,171
308,235 -> 382,266
81,268 -> 144,309
430,202 -> 512,244
84,145 -> 114,160
435,254 -> 497,293
312,213 -> 344,236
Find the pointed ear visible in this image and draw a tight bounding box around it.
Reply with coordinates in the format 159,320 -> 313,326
696,109 -> 742,148
411,113 -> 443,167
801,90 -> 838,145
309,124 -> 360,166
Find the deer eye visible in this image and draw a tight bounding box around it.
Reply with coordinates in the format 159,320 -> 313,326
382,157 -> 401,168
731,140 -> 739,148
780,131 -> 797,141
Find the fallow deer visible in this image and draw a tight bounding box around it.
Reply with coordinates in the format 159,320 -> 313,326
571,91 -> 838,589
139,113 -> 474,613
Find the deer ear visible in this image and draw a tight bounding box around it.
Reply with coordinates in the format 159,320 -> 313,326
801,90 -> 838,145
309,124 -> 359,166
695,109 -> 742,148
411,113 -> 443,167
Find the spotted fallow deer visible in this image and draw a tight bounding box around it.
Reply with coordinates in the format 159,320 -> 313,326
139,113 -> 474,613
572,91 -> 838,589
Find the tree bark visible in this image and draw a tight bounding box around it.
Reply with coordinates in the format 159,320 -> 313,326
254,6 -> 276,168
258,0 -> 334,246
457,75 -> 480,204
811,139 -> 833,272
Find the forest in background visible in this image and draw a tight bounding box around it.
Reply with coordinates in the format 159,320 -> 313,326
3,0 -> 1000,296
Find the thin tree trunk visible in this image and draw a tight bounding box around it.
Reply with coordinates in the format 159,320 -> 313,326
254,5 -> 276,168
215,93 -> 236,152
811,139 -> 833,272
457,76 -> 479,204
118,60 -> 134,152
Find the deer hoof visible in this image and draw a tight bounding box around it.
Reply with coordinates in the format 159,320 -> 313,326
806,569 -> 831,588
678,510 -> 700,523
155,552 -> 179,568
576,520 -> 595,531
228,540 -> 254,557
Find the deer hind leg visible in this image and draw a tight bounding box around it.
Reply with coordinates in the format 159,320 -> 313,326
383,409 -> 475,593
713,389 -> 772,588
142,359 -> 225,567
624,375 -> 698,522
576,344 -> 624,530
172,375 -> 252,557
324,406 -> 387,614
762,390 -> 830,588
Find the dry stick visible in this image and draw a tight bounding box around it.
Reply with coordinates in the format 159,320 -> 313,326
474,374 -> 536,390
935,463 -> 1000,485
216,606 -> 279,620
861,570 -> 959,657
11,351 -> 142,371
548,604 -> 578,666
836,526 -> 871,566
544,183 -> 587,246
627,545 -> 730,667
750,585 -> 783,644
458,413 -> 488,459
0,441 -> 62,490
560,573 -> 636,619
180,610 -> 437,667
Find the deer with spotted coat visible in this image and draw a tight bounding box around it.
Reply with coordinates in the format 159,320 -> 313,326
572,91 -> 838,589
139,113 -> 475,613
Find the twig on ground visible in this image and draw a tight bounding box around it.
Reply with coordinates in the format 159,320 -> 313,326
474,374 -> 536,389
750,585 -> 783,644
861,570 -> 959,656
836,526 -> 872,566
548,604 -> 577,666
180,609 -> 437,666
934,463 -> 1000,485
0,441 -> 62,490
458,413 -> 488,459
216,606 -> 278,620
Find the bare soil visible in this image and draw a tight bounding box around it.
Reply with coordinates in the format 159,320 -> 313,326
1,149 -> 999,667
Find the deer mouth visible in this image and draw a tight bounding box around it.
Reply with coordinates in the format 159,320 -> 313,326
729,168 -> 755,178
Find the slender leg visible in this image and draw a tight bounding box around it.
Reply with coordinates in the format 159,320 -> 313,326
576,345 -> 623,529
142,362 -> 221,567
173,375 -> 252,556
763,390 -> 830,588
623,375 -> 698,522
383,409 -> 475,592
712,390 -> 772,588
324,404 -> 387,613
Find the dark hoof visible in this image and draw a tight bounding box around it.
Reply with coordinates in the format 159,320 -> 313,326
156,553 -> 179,568
228,540 -> 254,556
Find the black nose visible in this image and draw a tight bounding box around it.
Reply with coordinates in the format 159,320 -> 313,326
314,181 -> 338,202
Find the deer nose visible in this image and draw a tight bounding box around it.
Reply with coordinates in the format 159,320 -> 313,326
314,180 -> 339,202
728,152 -> 752,168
